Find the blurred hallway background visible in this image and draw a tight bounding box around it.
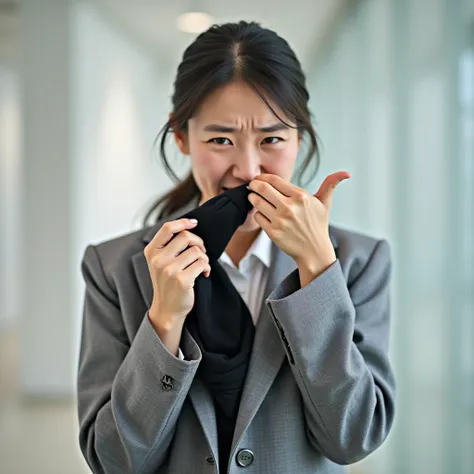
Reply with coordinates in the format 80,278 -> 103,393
0,1 -> 473,473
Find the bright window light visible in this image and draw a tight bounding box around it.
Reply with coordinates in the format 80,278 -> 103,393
177,12 -> 214,34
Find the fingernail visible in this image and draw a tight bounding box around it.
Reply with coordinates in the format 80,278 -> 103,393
189,219 -> 198,224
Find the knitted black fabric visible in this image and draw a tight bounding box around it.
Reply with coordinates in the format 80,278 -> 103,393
176,183 -> 256,471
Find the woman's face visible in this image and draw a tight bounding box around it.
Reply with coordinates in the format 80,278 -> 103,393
174,81 -> 301,232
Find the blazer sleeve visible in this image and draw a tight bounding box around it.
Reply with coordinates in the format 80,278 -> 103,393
77,245 -> 201,474
265,239 -> 396,465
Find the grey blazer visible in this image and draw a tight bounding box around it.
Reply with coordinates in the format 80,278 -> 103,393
77,199 -> 396,474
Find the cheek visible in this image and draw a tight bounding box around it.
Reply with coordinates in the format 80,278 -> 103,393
189,142 -> 227,184
189,140 -> 210,166
263,143 -> 299,176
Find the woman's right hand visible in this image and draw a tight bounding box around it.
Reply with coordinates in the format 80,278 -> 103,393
144,218 -> 211,331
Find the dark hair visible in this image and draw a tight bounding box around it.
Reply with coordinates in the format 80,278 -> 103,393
144,20 -> 321,225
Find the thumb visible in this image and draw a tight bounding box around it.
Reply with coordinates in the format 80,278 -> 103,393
315,171 -> 351,209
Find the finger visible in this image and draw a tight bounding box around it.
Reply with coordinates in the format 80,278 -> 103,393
247,180 -> 282,210
151,218 -> 198,249
253,210 -> 271,235
179,259 -> 212,288
315,171 -> 351,209
166,230 -> 206,256
248,191 -> 277,222
170,245 -> 209,274
252,173 -> 297,198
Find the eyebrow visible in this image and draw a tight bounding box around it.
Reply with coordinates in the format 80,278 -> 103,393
202,123 -> 290,133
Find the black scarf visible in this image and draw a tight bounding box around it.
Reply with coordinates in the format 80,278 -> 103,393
175,183 -> 255,471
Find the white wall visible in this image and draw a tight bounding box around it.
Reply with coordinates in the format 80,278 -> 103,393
14,0 -> 182,395
307,0 -> 474,473
0,65 -> 21,331
70,2 -> 182,389
71,2 -> 173,248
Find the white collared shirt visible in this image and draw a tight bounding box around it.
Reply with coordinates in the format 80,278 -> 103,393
217,228 -> 272,326
178,229 -> 273,359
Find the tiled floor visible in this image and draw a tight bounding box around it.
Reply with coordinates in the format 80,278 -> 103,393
0,329 -> 90,474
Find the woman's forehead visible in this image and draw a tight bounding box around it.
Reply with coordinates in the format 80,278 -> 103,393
191,82 -> 294,129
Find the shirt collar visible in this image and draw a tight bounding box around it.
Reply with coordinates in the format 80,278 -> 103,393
247,228 -> 272,268
219,229 -> 273,271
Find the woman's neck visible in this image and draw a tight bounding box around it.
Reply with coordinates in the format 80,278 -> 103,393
224,227 -> 261,269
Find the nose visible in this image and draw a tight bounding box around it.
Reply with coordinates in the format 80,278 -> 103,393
231,146 -> 261,183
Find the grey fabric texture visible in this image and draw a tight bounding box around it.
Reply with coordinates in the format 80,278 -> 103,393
77,199 -> 396,474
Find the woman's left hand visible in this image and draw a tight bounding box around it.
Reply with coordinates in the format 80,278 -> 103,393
247,172 -> 351,280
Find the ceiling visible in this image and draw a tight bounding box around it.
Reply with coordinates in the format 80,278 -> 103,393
0,0 -> 345,74
92,0 -> 345,77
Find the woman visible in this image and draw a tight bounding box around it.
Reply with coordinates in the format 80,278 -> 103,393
77,21 -> 395,474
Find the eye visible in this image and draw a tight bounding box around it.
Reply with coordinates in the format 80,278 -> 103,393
208,137 -> 232,145
261,137 -> 283,145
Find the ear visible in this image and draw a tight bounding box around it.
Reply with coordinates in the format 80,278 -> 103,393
169,112 -> 190,155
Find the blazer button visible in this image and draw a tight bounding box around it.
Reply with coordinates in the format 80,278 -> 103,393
236,449 -> 254,467
160,375 -> 173,391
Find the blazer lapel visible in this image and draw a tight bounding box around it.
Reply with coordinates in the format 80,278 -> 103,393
186,363 -> 219,463
230,242 -> 295,453
131,251 -> 153,310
